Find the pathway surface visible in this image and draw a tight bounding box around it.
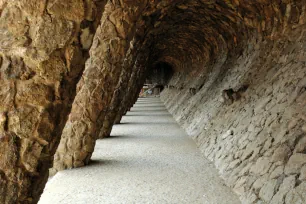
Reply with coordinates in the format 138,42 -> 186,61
39,97 -> 240,204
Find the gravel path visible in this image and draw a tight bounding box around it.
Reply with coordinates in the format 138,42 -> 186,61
39,97 -> 240,204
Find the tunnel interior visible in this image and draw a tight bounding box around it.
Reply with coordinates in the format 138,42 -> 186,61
146,62 -> 174,88
0,0 -> 306,203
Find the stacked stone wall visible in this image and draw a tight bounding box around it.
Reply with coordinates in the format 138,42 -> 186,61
161,29 -> 306,203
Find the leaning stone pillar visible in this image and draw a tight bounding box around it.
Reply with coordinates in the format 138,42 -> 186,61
127,58 -> 149,110
98,43 -> 139,138
114,53 -> 150,124
0,0 -> 105,203
113,62 -> 142,124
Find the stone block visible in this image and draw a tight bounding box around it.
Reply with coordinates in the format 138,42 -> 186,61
272,144 -> 291,163
16,83 -> 54,107
259,179 -> 278,203
270,175 -> 296,204
285,182 -> 306,204
30,15 -> 74,59
284,153 -> 306,175
294,136 -> 306,153
270,165 -> 284,179
47,0 -> 85,22
299,165 -> 306,181
251,157 -> 272,176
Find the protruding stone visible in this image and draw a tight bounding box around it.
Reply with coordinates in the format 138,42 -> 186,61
222,129 -> 234,139
285,182 -> 306,204
272,144 -> 291,163
285,154 -> 306,175
16,83 -> 54,107
252,175 -> 269,193
259,179 -> 278,203
294,136 -> 306,153
300,165 -> 306,181
288,119 -> 298,129
270,165 -> 284,179
30,15 -> 74,60
271,175 -> 296,204
251,157 -> 272,176
47,0 -> 85,22
254,97 -> 272,115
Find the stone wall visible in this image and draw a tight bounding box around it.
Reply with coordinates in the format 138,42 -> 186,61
161,28 -> 306,203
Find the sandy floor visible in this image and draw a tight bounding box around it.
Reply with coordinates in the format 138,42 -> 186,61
39,97 -> 240,204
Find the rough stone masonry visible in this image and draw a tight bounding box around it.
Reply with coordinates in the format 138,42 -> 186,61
0,0 -> 306,203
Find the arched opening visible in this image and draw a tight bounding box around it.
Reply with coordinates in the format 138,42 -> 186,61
146,62 -> 174,85
142,62 -> 174,96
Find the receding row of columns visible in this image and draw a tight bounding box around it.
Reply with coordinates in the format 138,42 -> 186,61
0,0 -> 153,203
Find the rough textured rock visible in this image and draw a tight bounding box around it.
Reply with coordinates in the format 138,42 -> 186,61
0,0 -> 106,202
285,153 -> 306,175
285,182 -> 306,204
97,40 -> 148,139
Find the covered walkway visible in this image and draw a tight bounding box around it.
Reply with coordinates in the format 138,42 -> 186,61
39,98 -> 239,204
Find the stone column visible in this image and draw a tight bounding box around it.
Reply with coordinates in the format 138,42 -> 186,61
114,52 -> 150,124
114,62 -> 142,123
53,0 -> 148,172
98,41 -> 139,138
0,0 -> 105,203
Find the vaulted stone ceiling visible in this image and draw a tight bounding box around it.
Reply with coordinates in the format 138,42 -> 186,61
0,0 -> 306,203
